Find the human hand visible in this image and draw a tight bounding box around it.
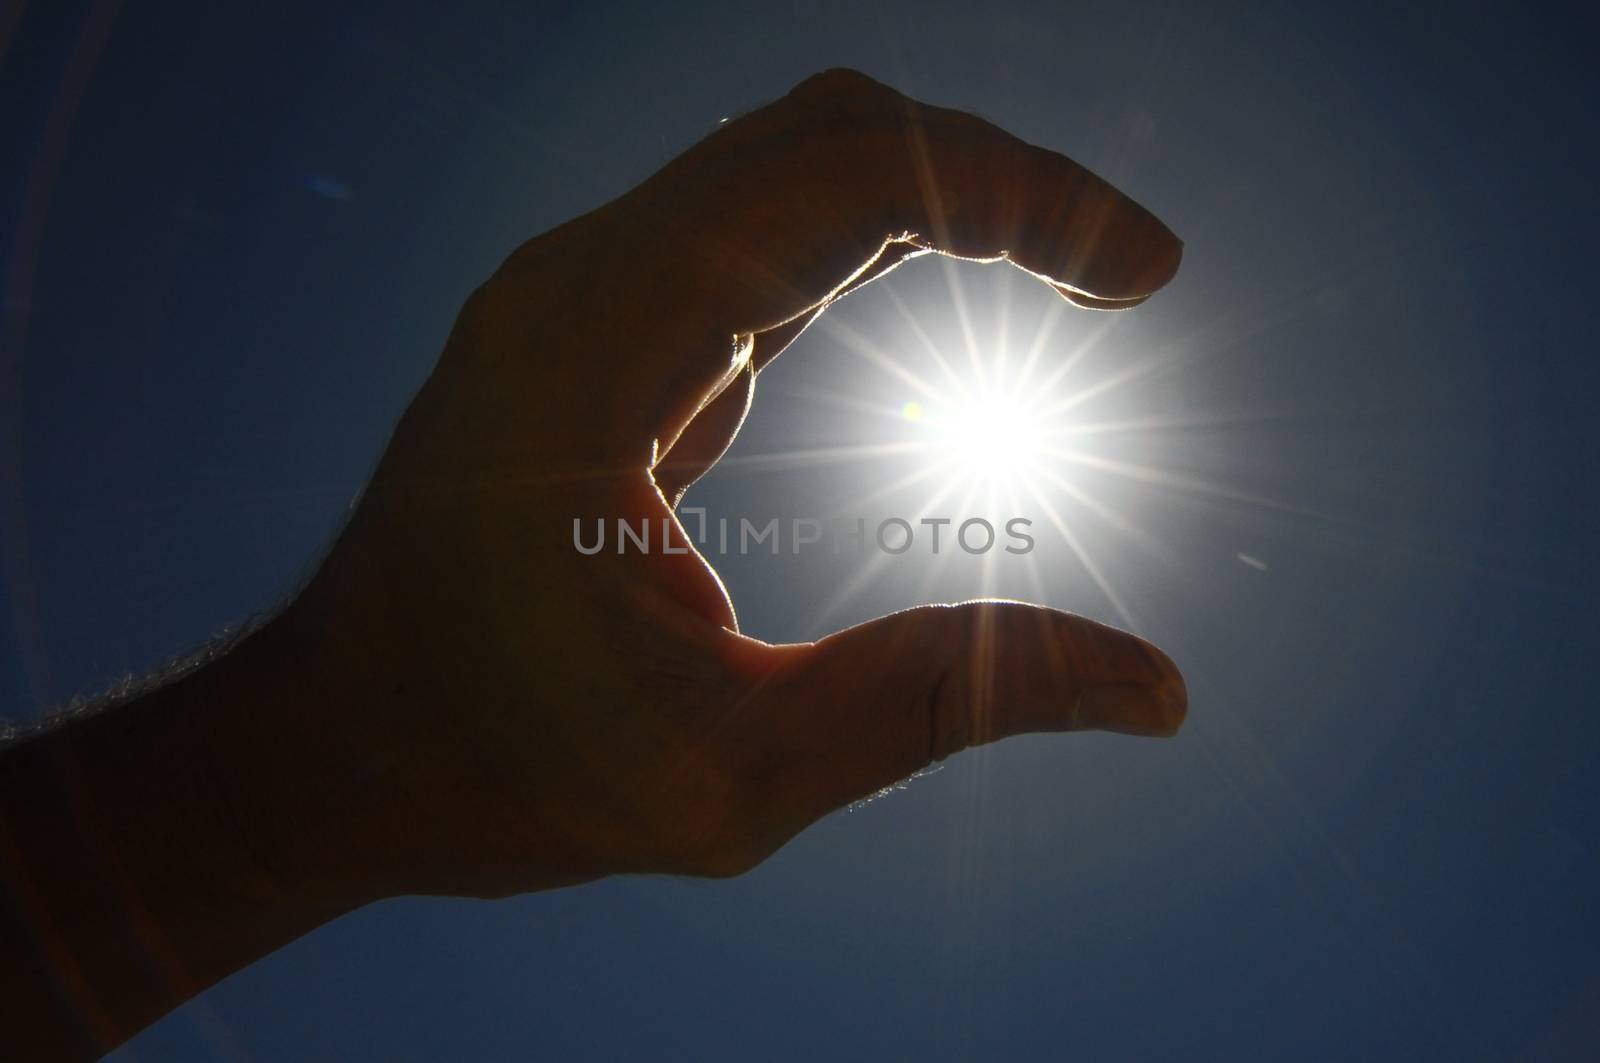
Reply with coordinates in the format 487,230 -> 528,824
235,68 -> 1188,903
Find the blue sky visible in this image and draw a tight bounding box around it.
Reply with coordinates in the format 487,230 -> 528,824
3,1 -> 1597,1058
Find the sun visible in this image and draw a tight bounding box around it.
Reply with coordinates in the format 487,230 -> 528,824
706,258 -> 1214,634
904,379 -> 1047,490
944,392 -> 1045,481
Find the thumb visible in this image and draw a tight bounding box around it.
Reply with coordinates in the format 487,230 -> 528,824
739,601 -> 1186,835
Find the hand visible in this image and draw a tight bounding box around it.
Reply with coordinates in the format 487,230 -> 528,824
237,68 -> 1187,901
2,67 -> 1188,1060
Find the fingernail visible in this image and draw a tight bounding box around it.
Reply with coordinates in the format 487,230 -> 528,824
1077,677 -> 1188,737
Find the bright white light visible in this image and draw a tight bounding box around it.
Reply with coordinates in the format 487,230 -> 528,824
937,392 -> 1044,482
904,375 -> 1049,492
725,260 -> 1205,633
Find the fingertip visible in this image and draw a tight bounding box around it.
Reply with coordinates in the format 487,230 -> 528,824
1143,663 -> 1189,737
999,164 -> 1183,303
1070,200 -> 1183,301
1074,664 -> 1186,737
1132,636 -> 1189,737
652,362 -> 755,502
1053,287 -> 1153,312
1028,608 -> 1187,737
1147,219 -> 1184,294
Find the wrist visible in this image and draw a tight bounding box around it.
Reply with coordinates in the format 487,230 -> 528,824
0,622 -> 360,1057
193,597 -> 393,910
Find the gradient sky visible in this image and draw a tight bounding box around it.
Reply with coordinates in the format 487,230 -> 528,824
3,1 -> 1598,1059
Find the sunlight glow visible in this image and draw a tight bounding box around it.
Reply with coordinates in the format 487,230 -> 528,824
922,388 -> 1045,486
696,259 -> 1285,634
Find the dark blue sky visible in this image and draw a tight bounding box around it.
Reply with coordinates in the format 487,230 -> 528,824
4,1 -> 1598,1059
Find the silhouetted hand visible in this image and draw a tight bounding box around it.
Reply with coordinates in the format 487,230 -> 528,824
245,67 -> 1187,899
1,69 -> 1186,1058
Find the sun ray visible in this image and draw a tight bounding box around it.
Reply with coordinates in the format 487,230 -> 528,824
909,503 -> 967,603
1003,478 -> 1054,608
1054,408 -> 1309,439
990,266 -> 1013,386
1034,466 -> 1176,565
1041,348 -> 1183,417
799,473 -> 970,636
979,503 -> 1003,598
940,255 -> 987,386
1008,291 -> 1066,399
810,310 -> 948,402
826,460 -> 953,516
1046,447 -> 1339,524
714,441 -> 927,472
1020,303 -> 1120,401
776,385 -> 928,423
1022,479 -> 1141,631
879,279 -> 971,399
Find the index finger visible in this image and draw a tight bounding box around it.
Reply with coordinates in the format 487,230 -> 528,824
492,69 -> 1182,465
639,69 -> 1181,322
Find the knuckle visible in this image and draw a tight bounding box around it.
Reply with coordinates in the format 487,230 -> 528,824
446,278 -> 509,352
925,664 -> 970,764
656,781 -> 771,879
679,838 -> 768,880
633,637 -> 793,879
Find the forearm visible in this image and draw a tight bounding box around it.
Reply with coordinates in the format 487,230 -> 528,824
0,620 -> 359,1060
